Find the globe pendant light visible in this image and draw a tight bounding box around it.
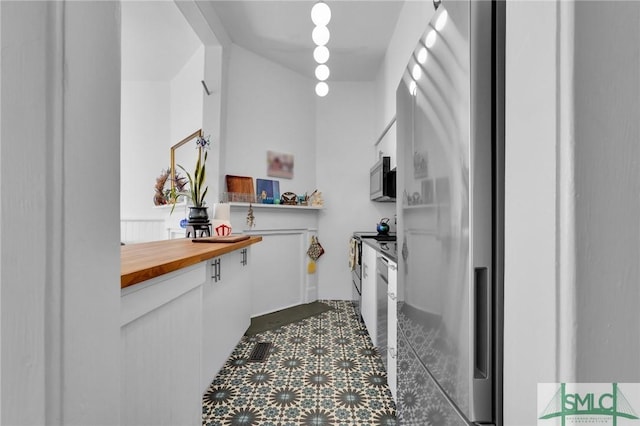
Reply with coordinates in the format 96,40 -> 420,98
315,81 -> 329,97
311,2 -> 331,26
315,64 -> 330,81
314,45 -> 330,64
311,2 -> 331,96
312,25 -> 330,46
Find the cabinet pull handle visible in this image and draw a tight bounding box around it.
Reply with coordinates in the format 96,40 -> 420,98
211,259 -> 221,282
388,292 -> 397,301
389,347 -> 397,359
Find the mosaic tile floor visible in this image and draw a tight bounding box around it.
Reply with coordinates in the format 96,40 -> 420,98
202,300 -> 397,426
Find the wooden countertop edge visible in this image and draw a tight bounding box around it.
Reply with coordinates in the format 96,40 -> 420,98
121,236 -> 262,289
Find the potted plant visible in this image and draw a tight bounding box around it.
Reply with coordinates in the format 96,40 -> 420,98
170,135 -> 210,223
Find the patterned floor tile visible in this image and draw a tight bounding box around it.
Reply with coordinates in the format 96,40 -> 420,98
202,300 -> 397,426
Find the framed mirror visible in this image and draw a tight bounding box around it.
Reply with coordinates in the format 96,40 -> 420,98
170,129 -> 203,192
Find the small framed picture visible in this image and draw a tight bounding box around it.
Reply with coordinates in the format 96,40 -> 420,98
267,151 -> 294,179
256,179 -> 280,204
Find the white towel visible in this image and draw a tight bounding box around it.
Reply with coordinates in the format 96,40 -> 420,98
348,237 -> 357,271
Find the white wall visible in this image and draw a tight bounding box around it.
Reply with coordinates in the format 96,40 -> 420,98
121,81 -> 171,219
1,3 -> 49,423
169,45 -> 206,214
504,2 -> 561,423
573,1 -> 640,382
315,82 -> 396,300
503,1 -> 640,422
170,45 -> 204,150
1,1 -> 121,424
223,45 -> 316,198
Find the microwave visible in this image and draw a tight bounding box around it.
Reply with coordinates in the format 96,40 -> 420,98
370,156 -> 396,202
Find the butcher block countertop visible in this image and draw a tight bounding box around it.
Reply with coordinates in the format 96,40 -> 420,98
121,236 -> 262,289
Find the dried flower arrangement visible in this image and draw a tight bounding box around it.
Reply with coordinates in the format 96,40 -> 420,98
153,168 -> 188,206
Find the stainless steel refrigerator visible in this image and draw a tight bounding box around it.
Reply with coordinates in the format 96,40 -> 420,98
395,0 -> 504,424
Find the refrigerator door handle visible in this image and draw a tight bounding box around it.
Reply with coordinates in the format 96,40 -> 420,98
474,267 -> 489,378
472,266 -> 493,421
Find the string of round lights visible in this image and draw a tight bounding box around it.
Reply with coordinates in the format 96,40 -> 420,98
311,1 -> 331,97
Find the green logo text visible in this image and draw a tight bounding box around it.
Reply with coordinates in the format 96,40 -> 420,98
540,383 -> 639,425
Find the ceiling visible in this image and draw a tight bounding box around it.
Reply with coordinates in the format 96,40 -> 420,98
208,1 -> 405,81
121,1 -> 202,81
121,1 -> 405,83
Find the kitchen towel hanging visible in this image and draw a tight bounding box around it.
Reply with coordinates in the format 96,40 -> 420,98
306,235 -> 325,274
348,237 -> 357,271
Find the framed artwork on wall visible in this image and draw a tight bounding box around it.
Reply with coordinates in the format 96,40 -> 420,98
267,150 -> 294,179
256,179 -> 281,204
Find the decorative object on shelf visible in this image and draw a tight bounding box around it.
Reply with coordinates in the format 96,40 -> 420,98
225,175 -> 256,202
281,192 -> 298,205
153,168 -> 187,206
306,235 -> 325,274
267,150 -> 294,179
256,178 -> 280,204
246,204 -> 255,228
308,190 -> 324,207
212,203 -> 232,236
298,193 -> 309,206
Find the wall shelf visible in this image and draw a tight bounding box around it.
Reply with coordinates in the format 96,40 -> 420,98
229,202 -> 323,211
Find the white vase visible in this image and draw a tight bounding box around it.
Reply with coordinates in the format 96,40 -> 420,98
212,203 -> 232,236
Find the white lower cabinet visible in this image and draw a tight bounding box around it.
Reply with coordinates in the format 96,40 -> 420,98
121,264 -> 206,426
201,248 -> 251,392
361,243 -> 378,346
121,247 -> 252,426
387,260 -> 398,401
